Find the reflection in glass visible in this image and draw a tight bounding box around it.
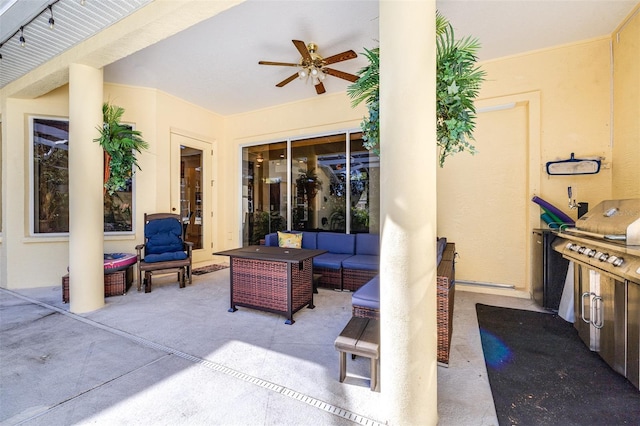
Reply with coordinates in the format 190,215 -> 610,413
33,118 -> 70,233
240,131 -> 380,246
180,146 -> 203,249
242,142 -> 288,246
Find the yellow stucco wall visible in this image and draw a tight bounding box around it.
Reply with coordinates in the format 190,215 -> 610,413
612,5 -> 640,199
437,37 -> 613,295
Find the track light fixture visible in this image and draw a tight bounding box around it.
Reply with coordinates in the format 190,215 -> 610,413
48,6 -> 55,30
19,27 -> 25,47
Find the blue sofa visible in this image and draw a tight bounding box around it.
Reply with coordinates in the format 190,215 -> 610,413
264,231 -> 379,291
351,239 -> 456,364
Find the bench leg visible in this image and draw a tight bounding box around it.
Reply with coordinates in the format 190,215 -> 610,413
370,357 -> 379,391
339,351 -> 347,383
144,271 -> 152,293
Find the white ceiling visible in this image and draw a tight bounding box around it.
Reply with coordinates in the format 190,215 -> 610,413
2,0 -> 638,116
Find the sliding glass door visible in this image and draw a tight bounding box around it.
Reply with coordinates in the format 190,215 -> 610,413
241,131 -> 379,247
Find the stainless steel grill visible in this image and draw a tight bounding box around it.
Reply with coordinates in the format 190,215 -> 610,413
553,199 -> 640,283
551,198 -> 640,390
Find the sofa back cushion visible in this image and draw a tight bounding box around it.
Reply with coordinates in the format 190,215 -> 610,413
300,231 -> 317,249
355,233 -> 380,255
317,232 -> 355,255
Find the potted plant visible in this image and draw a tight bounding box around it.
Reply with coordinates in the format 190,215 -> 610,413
94,102 -> 149,195
348,12 -> 485,166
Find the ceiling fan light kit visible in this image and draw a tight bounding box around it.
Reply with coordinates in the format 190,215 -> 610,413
259,40 -> 359,95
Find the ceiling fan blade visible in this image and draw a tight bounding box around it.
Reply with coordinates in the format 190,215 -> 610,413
292,40 -> 312,63
259,61 -> 300,67
315,82 -> 326,95
276,73 -> 299,87
323,50 -> 357,65
324,68 -> 359,83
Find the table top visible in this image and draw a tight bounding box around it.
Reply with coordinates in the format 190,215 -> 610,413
214,246 -> 326,264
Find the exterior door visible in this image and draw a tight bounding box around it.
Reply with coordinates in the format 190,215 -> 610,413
171,132 -> 212,264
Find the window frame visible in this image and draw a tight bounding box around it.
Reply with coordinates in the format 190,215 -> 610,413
28,115 -> 138,237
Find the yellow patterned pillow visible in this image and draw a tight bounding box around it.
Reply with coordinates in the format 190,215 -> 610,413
277,231 -> 302,249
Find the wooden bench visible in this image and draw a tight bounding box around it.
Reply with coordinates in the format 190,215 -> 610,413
334,316 -> 380,391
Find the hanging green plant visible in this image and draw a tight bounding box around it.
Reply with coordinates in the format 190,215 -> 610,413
94,102 -> 149,195
346,47 -> 379,155
348,12 -> 485,166
436,11 -> 485,166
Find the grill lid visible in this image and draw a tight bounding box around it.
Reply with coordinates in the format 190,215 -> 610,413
574,199 -> 640,245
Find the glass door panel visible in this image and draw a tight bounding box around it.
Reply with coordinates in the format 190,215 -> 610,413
292,134 -> 346,232
242,142 -> 287,246
171,133 -> 211,262
180,147 -> 203,249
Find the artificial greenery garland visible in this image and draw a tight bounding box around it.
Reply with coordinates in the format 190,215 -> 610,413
94,102 -> 149,195
348,12 -> 485,166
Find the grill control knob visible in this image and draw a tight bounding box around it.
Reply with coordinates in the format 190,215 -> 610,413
578,246 -> 587,254
565,242 -> 574,250
612,257 -> 624,267
598,252 -> 609,262
607,256 -> 618,265
585,249 -> 597,257
570,244 -> 581,252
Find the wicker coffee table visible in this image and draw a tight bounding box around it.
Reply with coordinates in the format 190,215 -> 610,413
214,246 -> 326,324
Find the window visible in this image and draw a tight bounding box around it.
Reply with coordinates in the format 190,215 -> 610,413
241,131 -> 380,246
31,117 -> 135,234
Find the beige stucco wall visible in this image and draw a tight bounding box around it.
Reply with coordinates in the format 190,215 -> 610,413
612,5 -> 640,199
437,37 -> 613,296
1,86 -> 71,289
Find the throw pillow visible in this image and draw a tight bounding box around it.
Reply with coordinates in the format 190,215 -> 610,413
278,231 -> 302,249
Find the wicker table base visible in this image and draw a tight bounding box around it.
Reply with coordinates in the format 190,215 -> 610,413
215,246 -> 326,324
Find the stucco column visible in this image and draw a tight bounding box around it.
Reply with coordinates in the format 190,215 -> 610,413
380,1 -> 438,425
68,64 -> 104,313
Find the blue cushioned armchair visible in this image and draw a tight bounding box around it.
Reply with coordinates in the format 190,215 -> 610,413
135,213 -> 193,293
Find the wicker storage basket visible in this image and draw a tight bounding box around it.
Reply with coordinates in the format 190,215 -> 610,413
62,266 -> 133,303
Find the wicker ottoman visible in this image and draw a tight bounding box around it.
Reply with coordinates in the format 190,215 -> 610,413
62,266 -> 133,303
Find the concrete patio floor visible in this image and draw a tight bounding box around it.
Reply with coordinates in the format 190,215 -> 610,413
0,266 -> 543,425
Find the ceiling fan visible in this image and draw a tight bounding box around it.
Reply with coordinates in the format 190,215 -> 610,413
259,40 -> 359,95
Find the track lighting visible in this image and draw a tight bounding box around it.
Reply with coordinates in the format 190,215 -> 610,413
19,27 -> 25,47
48,6 -> 55,30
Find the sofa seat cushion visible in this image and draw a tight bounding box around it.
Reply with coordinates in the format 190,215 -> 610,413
313,253 -> 353,269
144,251 -> 188,263
342,255 -> 379,271
352,276 -> 380,310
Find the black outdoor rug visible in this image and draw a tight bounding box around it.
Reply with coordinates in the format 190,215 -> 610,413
476,303 -> 640,426
192,264 -> 229,276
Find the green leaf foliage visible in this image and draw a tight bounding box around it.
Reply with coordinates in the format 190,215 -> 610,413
346,47 -> 380,155
94,102 -> 149,195
436,11 -> 485,166
347,12 -> 485,166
